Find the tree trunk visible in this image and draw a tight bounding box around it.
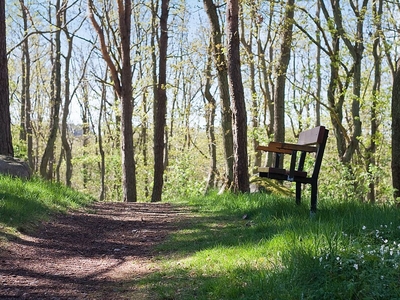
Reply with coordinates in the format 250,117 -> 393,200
40,0 -> 62,179
98,73 -> 106,201
119,0 -> 137,202
204,42 -> 217,193
392,59 -> 400,201
368,0 -> 383,204
88,0 -> 137,202
0,0 -> 13,156
151,0 -> 169,202
240,4 -> 261,174
19,0 -> 32,167
141,90 -> 150,198
315,0 -> 321,127
61,21 -> 74,187
203,0 -> 234,190
226,0 -> 249,193
273,0 -> 295,167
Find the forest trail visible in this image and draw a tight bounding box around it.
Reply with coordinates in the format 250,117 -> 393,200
0,202 -> 187,299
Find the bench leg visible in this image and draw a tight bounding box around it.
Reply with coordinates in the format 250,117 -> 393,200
310,181 -> 317,213
296,182 -> 301,205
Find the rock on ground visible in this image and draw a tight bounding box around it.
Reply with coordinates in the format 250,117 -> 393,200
0,155 -> 31,179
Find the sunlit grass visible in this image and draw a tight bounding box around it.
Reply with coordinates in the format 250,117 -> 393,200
142,191 -> 400,299
0,175 -> 95,235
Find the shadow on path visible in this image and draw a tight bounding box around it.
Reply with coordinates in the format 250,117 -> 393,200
0,202 -> 187,299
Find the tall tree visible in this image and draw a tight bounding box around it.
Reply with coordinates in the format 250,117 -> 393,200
89,0 -> 137,202
203,0 -> 234,190
273,0 -> 295,163
204,42 -> 218,193
0,0 -> 13,156
226,0 -> 249,193
367,0 -> 383,203
40,0 -> 62,179
19,0 -> 33,169
392,59 -> 400,201
240,1 -> 262,174
151,0 -> 170,202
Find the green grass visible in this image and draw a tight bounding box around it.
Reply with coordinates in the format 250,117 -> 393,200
142,192 -> 400,300
2,175 -> 399,299
0,175 -> 95,236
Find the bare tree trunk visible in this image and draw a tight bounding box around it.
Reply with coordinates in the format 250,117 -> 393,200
40,0 -> 62,179
273,0 -> 295,167
61,19 -> 74,187
19,0 -> 27,143
203,0 -> 234,190
18,0 -> 33,167
81,83 -> 90,189
257,6 -> 274,166
392,59 -> 400,201
0,0 -> 13,156
204,42 -> 217,193
89,0 -> 137,202
240,3 -> 261,174
119,0 -> 137,202
315,0 -> 321,127
140,90 -> 149,198
367,0 -> 383,203
226,0 -> 249,193
98,74 -> 106,201
151,0 -> 170,202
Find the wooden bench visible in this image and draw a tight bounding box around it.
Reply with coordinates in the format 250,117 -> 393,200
257,126 -> 329,214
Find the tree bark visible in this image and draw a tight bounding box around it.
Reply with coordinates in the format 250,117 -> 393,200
18,0 -> 33,167
273,0 -> 295,167
0,0 -> 14,156
226,0 -> 249,193
98,74 -> 106,201
151,0 -> 169,202
203,0 -> 234,190
40,0 -> 62,179
204,42 -> 217,193
61,18 -> 74,187
119,0 -> 137,202
89,0 -> 137,202
368,0 -> 383,203
240,4 -> 261,174
392,59 -> 400,201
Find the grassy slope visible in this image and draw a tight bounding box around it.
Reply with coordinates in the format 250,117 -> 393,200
0,175 -> 94,237
2,175 -> 400,299
143,192 -> 400,300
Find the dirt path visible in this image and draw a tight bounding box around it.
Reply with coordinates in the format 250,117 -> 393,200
0,202 -> 186,299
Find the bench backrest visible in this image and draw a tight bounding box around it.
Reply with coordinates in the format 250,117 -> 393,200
297,126 -> 328,179
297,126 -> 327,146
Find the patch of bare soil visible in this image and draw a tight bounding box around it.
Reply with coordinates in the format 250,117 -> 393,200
0,202 -> 187,299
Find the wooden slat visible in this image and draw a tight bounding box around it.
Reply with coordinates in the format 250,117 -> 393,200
257,144 -> 292,154
257,142 -> 316,153
279,143 -> 317,152
258,167 -> 286,174
258,167 -> 307,178
297,126 -> 326,145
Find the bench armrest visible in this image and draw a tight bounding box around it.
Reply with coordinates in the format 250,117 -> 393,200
278,143 -> 317,153
257,142 -> 317,154
257,142 -> 292,154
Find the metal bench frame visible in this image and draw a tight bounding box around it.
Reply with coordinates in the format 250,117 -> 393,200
257,126 -> 329,213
